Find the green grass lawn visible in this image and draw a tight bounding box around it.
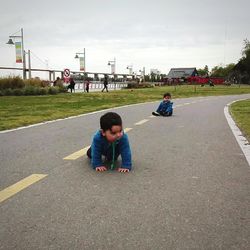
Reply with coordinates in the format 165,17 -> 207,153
1,84 -> 250,131
230,99 -> 250,141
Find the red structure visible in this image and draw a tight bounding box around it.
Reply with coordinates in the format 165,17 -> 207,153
164,68 -> 225,85
187,76 -> 224,85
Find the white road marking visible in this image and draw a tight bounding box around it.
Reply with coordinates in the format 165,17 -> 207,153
135,119 -> 149,125
224,100 -> 250,166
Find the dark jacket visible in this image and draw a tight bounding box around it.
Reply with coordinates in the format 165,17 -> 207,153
156,100 -> 173,114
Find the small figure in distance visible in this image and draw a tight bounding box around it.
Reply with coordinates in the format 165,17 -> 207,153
152,92 -> 173,117
87,112 -> 132,173
53,77 -> 63,87
67,78 -> 75,93
209,79 -> 214,87
85,78 -> 90,93
101,74 -> 109,92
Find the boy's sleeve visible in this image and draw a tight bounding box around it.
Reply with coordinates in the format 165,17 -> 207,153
156,102 -> 163,113
120,133 -> 132,170
91,134 -> 103,169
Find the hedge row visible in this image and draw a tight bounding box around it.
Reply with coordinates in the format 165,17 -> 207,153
0,76 -> 68,96
0,86 -> 67,96
126,82 -> 154,89
0,76 -> 52,90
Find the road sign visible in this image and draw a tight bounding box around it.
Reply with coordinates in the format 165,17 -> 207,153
64,68 -> 70,78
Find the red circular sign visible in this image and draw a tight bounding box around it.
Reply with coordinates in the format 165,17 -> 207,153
64,68 -> 70,77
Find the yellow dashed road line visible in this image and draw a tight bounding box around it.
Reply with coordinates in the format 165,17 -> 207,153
64,146 -> 90,160
64,128 -> 133,160
64,101 -> 201,161
124,127 -> 133,133
0,174 -> 47,203
64,101 -> 202,160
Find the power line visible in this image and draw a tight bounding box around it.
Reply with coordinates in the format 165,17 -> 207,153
30,51 -> 48,66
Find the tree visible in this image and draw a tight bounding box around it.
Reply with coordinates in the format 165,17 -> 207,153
150,73 -> 156,82
144,74 -> 150,82
210,63 -> 235,77
197,65 -> 209,76
232,39 -> 250,83
241,39 -> 250,58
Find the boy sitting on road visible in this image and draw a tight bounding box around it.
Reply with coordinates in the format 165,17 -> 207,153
152,92 -> 173,117
87,112 -> 132,173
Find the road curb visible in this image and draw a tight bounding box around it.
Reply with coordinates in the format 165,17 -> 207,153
224,99 -> 250,166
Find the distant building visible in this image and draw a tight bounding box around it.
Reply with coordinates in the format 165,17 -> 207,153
167,67 -> 198,79
150,69 -> 161,75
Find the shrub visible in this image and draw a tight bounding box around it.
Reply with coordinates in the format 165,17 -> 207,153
41,80 -> 51,87
24,86 -> 37,95
126,82 -> 139,89
0,77 -> 63,95
13,88 -> 24,96
0,76 -> 24,90
58,85 -> 68,93
48,87 -> 58,95
126,82 -> 154,89
24,78 -> 43,87
11,77 -> 25,89
4,88 -> 14,96
0,77 -> 11,90
38,88 -> 48,95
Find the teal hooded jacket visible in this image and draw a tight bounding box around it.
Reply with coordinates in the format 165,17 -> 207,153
91,130 -> 132,170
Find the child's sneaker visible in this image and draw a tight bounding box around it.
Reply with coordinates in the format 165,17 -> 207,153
152,111 -> 160,116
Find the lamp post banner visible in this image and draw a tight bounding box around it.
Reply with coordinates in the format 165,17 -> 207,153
15,42 -> 22,63
79,57 -> 85,71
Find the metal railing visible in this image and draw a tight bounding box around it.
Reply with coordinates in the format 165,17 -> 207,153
0,66 -> 134,81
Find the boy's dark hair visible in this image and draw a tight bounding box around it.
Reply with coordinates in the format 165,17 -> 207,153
100,112 -> 122,131
163,92 -> 171,98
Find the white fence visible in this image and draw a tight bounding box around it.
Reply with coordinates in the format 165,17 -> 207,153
66,81 -> 128,92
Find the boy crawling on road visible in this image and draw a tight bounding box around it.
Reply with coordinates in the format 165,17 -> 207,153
152,92 -> 173,117
87,112 -> 132,172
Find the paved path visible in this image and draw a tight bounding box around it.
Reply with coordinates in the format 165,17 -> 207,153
0,95 -> 250,250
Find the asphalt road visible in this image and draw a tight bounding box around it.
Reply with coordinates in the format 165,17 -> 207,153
0,95 -> 250,250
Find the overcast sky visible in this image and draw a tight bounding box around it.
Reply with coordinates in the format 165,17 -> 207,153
0,0 -> 249,78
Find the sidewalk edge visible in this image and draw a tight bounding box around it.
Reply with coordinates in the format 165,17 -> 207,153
224,99 -> 250,167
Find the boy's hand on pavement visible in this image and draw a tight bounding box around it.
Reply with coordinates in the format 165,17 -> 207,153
118,168 -> 130,173
96,166 -> 107,172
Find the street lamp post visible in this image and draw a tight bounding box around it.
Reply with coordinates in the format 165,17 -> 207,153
108,58 -> 116,74
6,28 -> 27,79
139,67 -> 146,81
75,48 -> 86,72
126,65 -> 133,75
27,50 -> 31,79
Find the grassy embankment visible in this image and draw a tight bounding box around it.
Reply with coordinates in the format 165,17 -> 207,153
230,99 -> 250,141
1,84 -> 250,131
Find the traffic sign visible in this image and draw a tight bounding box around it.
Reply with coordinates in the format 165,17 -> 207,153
64,68 -> 70,77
